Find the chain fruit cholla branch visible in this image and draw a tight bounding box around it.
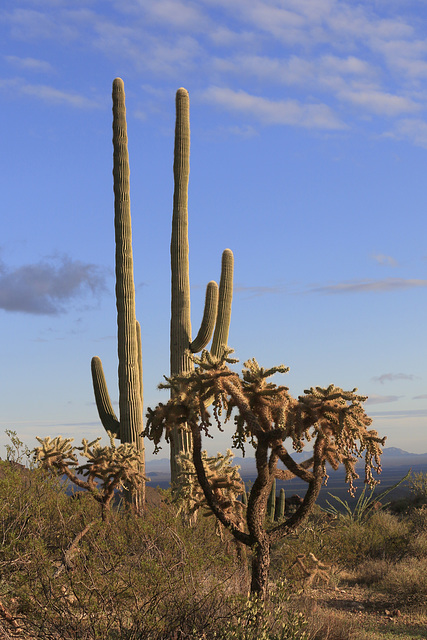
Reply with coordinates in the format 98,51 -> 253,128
144,348 -> 386,599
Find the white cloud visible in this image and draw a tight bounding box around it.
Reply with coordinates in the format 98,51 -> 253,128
372,253 -> 399,267
388,118 -> 427,149
201,86 -> 345,129
139,0 -> 208,30
4,8 -> 78,41
5,55 -> 54,73
0,78 -> 100,108
309,278 -> 427,294
338,88 -> 420,116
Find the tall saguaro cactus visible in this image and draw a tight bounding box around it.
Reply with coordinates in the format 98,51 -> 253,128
91,78 -> 145,509
170,88 -> 234,483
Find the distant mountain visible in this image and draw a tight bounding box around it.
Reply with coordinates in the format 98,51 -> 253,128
145,447 -> 427,487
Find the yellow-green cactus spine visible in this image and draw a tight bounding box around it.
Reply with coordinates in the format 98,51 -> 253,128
170,88 -> 234,484
91,78 -> 145,509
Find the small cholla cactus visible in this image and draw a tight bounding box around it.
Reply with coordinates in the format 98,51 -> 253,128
173,449 -> 245,535
33,432 -> 148,517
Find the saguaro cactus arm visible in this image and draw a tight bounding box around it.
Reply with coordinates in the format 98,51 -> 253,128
189,281 -> 218,353
91,356 -> 120,438
91,322 -> 143,441
211,248 -> 234,358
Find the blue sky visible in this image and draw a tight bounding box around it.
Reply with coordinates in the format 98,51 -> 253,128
1,0 -> 426,461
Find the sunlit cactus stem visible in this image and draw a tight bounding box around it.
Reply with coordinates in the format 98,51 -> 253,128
91,78 -> 145,510
211,248 -> 234,358
170,87 -> 234,484
267,478 -> 276,521
277,488 -> 285,520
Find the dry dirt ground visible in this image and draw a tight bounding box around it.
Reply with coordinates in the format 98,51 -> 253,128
304,582 -> 427,639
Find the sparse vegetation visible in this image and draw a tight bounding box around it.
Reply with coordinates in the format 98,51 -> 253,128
0,439 -> 426,639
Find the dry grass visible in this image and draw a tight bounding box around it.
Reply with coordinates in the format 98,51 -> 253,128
0,457 -> 426,639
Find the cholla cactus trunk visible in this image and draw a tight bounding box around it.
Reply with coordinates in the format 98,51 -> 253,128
112,78 -> 145,507
170,87 -> 193,481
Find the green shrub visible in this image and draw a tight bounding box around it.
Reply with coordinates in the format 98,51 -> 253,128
409,471 -> 427,505
0,461 -> 246,639
326,510 -> 410,565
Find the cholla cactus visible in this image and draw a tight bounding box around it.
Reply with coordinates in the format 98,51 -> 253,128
33,432 -> 148,516
174,449 -> 245,534
145,348 -> 386,598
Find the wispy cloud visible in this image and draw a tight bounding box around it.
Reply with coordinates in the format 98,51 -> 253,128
4,8 -> 79,42
338,88 -> 420,117
365,394 -> 403,404
200,86 -> 345,129
369,408 -> 427,419
0,78 -> 101,108
308,278 -> 427,294
413,394 -> 427,400
5,55 -> 54,73
387,118 -> 427,149
372,254 -> 399,267
372,373 -> 416,385
4,0 -> 427,144
234,284 -> 287,298
0,256 -> 106,315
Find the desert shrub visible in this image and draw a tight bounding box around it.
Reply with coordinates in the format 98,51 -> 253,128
407,529 -> 427,558
351,558 -> 390,586
409,504 -> 427,533
270,508 -> 335,581
409,471 -> 427,506
0,463 -> 246,639
378,557 -> 427,607
0,461 -> 94,561
326,510 -> 410,565
213,580 -> 309,640
304,607 -> 357,640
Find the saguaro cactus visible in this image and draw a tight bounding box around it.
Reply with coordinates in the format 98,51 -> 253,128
170,88 -> 234,483
91,78 -> 145,509
277,488 -> 285,520
267,478 -> 276,521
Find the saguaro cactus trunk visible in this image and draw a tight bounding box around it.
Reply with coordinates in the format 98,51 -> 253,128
91,78 -> 145,510
170,88 -> 234,484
